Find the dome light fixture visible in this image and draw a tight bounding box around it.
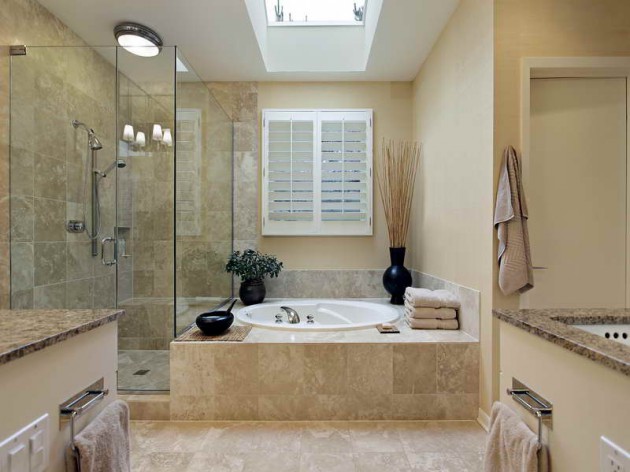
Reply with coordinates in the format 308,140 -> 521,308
114,22 -> 163,57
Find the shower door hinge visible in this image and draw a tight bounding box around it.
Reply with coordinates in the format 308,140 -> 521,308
9,45 -> 27,56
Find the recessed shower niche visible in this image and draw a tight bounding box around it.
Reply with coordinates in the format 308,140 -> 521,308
9,45 -> 234,392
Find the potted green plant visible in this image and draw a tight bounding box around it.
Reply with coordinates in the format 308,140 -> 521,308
225,249 -> 283,305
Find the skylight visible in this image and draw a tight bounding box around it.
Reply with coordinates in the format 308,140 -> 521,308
265,0 -> 366,26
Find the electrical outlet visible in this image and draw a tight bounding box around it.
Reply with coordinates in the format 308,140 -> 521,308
601,437 -> 630,472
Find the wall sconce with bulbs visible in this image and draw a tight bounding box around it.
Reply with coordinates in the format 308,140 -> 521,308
135,131 -> 146,148
123,124 -> 135,142
162,129 -> 173,147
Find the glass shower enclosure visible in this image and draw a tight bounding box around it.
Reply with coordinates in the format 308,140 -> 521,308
9,45 -> 233,392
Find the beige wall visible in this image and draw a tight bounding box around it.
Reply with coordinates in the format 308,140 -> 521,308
499,321 -> 630,471
410,0 -> 494,416
257,81 -> 413,270
493,0 -> 630,308
492,0 -> 630,418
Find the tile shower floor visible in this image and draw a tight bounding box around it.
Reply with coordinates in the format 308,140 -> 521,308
119,350 -> 170,391
131,420 -> 486,471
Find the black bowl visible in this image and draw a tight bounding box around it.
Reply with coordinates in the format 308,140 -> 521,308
195,311 -> 234,336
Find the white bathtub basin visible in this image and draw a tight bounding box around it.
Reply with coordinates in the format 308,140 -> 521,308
235,299 -> 400,331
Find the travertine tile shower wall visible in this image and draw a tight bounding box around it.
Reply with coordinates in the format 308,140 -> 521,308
0,0 -> 113,308
176,82 -> 232,298
9,47 -> 117,309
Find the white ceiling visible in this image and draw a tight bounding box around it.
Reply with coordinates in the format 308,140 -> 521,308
36,0 -> 459,81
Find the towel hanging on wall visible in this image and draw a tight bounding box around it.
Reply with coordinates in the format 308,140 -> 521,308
494,146 -> 534,295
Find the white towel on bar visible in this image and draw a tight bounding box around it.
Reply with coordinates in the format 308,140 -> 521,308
66,400 -> 130,472
494,146 -> 534,296
483,402 -> 548,472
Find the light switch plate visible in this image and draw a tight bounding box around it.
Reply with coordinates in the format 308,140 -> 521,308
601,437 -> 630,472
0,414 -> 49,472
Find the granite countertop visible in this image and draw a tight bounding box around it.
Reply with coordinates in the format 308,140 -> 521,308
493,308 -> 630,377
0,309 -> 125,366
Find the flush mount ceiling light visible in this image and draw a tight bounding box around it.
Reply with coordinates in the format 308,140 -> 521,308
114,22 -> 163,57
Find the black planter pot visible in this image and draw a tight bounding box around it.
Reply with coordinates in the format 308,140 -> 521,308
382,247 -> 412,305
239,278 -> 266,305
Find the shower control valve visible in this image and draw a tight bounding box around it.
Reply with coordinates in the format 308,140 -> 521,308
66,220 -> 86,233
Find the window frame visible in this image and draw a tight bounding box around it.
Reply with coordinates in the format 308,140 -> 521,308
262,108 -> 373,236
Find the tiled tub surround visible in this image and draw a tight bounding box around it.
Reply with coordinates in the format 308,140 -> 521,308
493,308 -> 630,377
265,270 -> 480,339
170,303 -> 479,421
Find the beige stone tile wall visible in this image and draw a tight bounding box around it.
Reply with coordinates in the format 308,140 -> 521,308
176,82 -> 233,298
8,44 -> 118,309
206,82 -> 258,254
0,0 -> 106,308
170,341 -> 479,421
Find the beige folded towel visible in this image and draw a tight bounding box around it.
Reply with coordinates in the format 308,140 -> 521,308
404,288 -> 461,309
66,400 -> 130,472
483,402 -> 548,472
404,301 -> 457,319
494,146 -> 534,296
406,317 -> 459,330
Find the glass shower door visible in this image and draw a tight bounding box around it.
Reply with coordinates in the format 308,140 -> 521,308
9,46 -> 118,310
115,46 -> 176,392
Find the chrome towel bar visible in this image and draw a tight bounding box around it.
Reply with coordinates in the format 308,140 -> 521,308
59,378 -> 109,453
506,377 -> 553,444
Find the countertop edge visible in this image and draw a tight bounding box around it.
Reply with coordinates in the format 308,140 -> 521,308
493,309 -> 630,378
0,309 -> 125,366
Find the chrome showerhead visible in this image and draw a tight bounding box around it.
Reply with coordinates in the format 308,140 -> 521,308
72,119 -> 103,150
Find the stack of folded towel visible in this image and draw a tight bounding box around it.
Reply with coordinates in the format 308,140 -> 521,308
404,287 -> 460,330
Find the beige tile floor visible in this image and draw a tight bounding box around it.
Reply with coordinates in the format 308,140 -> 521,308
131,420 -> 487,471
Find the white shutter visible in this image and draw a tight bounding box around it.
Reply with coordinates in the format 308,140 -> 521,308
263,111 -> 317,235
262,109 -> 372,236
319,110 -> 372,235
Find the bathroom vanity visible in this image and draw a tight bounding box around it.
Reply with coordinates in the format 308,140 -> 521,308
0,309 -> 123,472
494,308 -> 630,471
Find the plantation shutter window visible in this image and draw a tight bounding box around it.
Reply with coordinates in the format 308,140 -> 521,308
263,109 -> 373,236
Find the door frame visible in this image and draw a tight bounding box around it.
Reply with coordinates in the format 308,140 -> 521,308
520,57 -> 630,308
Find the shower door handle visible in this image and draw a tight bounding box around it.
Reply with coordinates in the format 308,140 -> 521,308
101,237 -> 117,266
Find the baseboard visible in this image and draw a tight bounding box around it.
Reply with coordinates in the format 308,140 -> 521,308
477,407 -> 490,431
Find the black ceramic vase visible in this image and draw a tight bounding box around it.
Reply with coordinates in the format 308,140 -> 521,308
239,278 -> 266,305
382,247 -> 412,305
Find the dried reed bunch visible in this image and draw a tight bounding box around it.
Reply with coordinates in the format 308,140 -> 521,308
377,140 -> 421,248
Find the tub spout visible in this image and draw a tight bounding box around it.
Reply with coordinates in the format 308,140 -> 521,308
280,306 -> 300,324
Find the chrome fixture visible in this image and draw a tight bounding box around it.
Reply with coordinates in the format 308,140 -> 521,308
506,377 -> 553,444
9,45 -> 27,56
280,306 -> 301,324
101,237 -> 117,266
97,159 -> 126,179
71,120 -> 103,256
114,22 -> 163,57
306,315 -> 315,324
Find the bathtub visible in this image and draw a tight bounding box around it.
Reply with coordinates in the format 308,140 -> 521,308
235,299 -> 400,331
